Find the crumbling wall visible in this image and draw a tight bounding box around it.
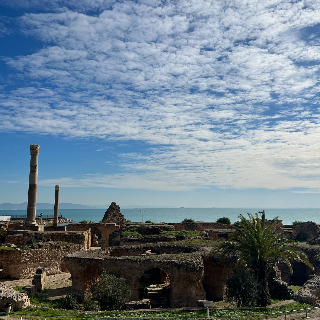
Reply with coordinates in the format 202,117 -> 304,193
172,222 -> 232,231
202,255 -> 234,301
65,250 -> 206,308
0,244 -> 83,279
102,202 -> 126,228
109,243 -> 199,257
4,230 -> 91,249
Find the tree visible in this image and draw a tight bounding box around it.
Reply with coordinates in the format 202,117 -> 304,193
91,271 -> 131,311
220,211 -> 313,307
217,217 -> 231,225
225,269 -> 259,307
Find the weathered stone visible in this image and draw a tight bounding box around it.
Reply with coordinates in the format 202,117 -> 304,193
0,242 -> 86,279
0,283 -> 30,311
292,222 -> 320,243
102,202 -> 126,228
26,145 -> 40,227
65,248 -> 206,308
293,276 -> 320,306
32,268 -> 46,292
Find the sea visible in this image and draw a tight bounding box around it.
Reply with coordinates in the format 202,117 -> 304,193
1,208 -> 320,225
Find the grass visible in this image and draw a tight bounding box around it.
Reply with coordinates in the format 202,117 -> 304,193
289,285 -> 302,292
9,300 -> 313,320
162,230 -> 203,237
0,246 -> 15,250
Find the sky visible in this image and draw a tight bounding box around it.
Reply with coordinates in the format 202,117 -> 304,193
1,0 -> 320,208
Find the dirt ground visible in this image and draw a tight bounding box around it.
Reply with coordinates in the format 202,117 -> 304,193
0,272 -> 72,301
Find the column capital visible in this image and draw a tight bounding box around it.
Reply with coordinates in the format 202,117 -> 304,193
55,185 -> 60,191
30,145 -> 40,155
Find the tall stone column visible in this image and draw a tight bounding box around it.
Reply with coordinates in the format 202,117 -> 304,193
26,145 -> 40,226
53,185 -> 60,227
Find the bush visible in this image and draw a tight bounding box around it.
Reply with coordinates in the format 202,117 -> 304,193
216,217 -> 231,225
58,294 -> 80,310
79,220 -> 93,224
268,277 -> 293,300
82,298 -> 100,311
145,220 -> 153,223
182,218 -> 194,223
292,221 -> 302,226
91,271 -> 131,311
225,269 -> 259,307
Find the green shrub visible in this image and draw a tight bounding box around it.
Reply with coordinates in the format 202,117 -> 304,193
122,230 -> 142,238
225,269 -> 259,307
91,271 -> 131,311
182,218 -> 194,223
293,221 -> 302,226
79,220 -> 93,224
268,277 -> 293,300
145,220 -> 153,223
216,217 -> 231,225
57,294 -> 80,310
0,246 -> 15,250
82,298 -> 100,311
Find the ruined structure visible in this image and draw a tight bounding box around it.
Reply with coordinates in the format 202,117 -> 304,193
0,283 -> 30,311
65,246 -> 208,307
26,144 -> 40,227
0,229 -> 91,278
53,185 -> 60,227
102,202 -> 126,227
293,275 -> 320,306
64,242 -> 234,308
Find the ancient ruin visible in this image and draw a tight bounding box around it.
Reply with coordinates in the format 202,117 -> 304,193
53,185 -> 60,227
102,202 -> 126,227
26,144 -> 40,227
1,150 -> 320,311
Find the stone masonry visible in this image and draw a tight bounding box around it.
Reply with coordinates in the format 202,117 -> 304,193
102,202 -> 126,228
65,249 -> 206,308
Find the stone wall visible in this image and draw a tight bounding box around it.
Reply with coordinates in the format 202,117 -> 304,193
0,244 -> 83,279
66,224 -> 101,246
109,243 -> 199,257
172,222 -> 232,231
4,230 -> 91,249
202,255 -> 234,301
206,229 -> 233,241
0,283 -> 30,311
65,249 -> 206,308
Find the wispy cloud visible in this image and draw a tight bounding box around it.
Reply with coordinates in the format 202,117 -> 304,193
2,0 -> 320,191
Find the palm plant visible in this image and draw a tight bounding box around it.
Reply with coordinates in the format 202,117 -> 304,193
220,211 -> 313,307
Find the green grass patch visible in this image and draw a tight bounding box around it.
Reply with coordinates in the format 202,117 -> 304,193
289,285 -> 301,292
0,246 -> 15,250
10,301 -> 313,320
13,286 -> 25,293
122,230 -> 142,238
162,230 -> 203,237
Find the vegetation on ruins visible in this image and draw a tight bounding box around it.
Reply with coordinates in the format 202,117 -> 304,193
91,271 -> 131,311
220,211 -> 314,307
181,218 -> 195,223
79,220 -> 94,224
225,268 -> 259,307
216,217 -> 231,225
10,300 -> 313,319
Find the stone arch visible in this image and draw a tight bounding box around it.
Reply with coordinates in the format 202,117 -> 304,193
138,267 -> 171,307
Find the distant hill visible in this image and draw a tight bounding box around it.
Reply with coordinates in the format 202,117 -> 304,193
0,202 -> 97,210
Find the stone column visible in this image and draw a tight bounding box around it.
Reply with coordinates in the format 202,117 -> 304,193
26,145 -> 40,226
53,185 -> 60,227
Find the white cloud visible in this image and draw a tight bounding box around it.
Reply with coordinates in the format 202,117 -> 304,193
2,0 -> 320,191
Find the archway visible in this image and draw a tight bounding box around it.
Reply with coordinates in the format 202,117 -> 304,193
139,268 -> 171,308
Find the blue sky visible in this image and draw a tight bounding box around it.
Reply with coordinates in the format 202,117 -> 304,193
1,0 -> 320,208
